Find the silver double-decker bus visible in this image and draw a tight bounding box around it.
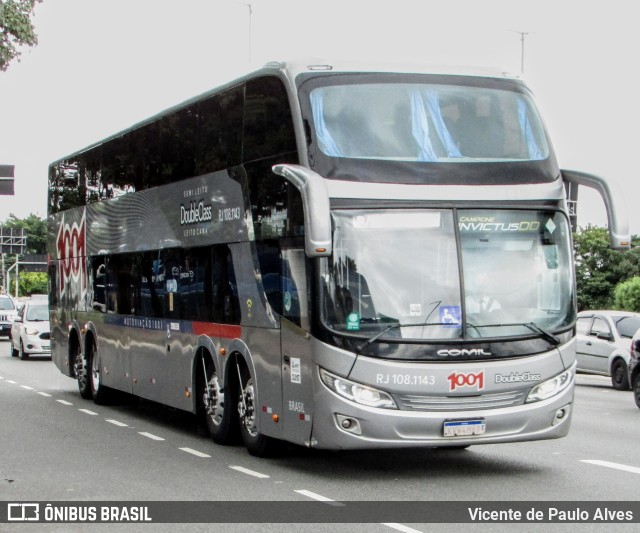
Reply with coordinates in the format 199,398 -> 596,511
48,60 -> 628,456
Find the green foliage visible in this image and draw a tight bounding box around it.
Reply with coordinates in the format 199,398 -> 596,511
2,212 -> 46,254
1,213 -> 47,297
9,271 -> 46,296
573,225 -> 640,311
0,0 -> 42,71
614,277 -> 640,312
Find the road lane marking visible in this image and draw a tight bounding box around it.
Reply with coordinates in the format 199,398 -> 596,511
179,447 -> 211,458
56,399 -> 73,405
20,385 -> 34,390
382,524 -> 424,533
229,465 -> 270,479
37,392 -> 52,397
581,459 -> 640,475
106,419 -> 128,427
78,409 -> 98,415
139,432 -> 165,441
6,380 -> 17,384
293,490 -> 344,506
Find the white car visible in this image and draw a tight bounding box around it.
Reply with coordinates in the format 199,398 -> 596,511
0,294 -> 19,338
576,310 -> 640,390
10,299 -> 51,360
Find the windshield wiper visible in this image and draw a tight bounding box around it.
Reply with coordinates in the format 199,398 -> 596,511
523,322 -> 561,346
469,321 -> 560,345
355,322 -> 450,353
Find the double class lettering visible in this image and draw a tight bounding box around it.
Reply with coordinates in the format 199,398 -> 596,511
180,200 -> 213,225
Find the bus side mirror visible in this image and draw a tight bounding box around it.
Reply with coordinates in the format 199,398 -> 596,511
562,169 -> 631,250
272,164 -> 332,257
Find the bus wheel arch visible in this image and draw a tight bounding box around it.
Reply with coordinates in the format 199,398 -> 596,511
196,347 -> 239,445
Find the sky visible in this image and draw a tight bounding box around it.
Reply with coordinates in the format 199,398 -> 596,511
1,0 -> 638,234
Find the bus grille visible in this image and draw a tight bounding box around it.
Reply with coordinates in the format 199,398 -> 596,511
396,390 -> 528,411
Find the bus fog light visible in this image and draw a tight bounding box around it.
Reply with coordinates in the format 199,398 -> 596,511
552,405 -> 571,425
336,414 -> 362,435
526,363 -> 576,403
320,368 -> 397,409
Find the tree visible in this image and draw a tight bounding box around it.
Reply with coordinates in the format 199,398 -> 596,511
614,277 -> 640,312
573,225 -> 640,310
0,0 -> 42,72
2,212 -> 46,254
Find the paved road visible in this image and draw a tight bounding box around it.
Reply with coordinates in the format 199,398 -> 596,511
1,339 -> 639,532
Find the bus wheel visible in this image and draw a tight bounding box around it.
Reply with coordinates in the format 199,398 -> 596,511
74,343 -> 92,400
611,359 -> 629,390
200,356 -> 237,445
237,363 -> 276,457
88,342 -> 110,405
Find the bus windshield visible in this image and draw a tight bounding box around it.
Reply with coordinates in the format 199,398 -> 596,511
309,81 -> 548,162
320,208 -> 574,342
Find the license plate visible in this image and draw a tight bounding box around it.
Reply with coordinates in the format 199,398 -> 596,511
443,419 -> 486,437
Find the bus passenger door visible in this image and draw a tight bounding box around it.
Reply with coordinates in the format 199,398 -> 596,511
280,245 -> 314,446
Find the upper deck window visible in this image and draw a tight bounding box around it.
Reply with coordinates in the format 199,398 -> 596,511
309,82 -> 548,163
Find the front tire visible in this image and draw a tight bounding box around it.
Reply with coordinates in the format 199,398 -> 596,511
18,340 -> 29,360
611,359 -> 630,390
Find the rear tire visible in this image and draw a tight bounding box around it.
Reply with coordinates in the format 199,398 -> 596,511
611,359 -> 629,390
198,354 -> 238,445
237,362 -> 277,457
73,343 -> 92,399
11,341 -> 18,357
89,341 -> 111,405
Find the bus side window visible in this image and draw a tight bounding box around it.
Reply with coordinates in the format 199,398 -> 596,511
256,241 -> 282,315
281,244 -> 310,330
212,245 -> 240,325
90,256 -> 107,313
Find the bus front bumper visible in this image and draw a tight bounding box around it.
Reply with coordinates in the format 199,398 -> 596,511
308,370 -> 574,450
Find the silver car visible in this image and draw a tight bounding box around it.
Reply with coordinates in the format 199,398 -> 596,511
576,310 -> 640,390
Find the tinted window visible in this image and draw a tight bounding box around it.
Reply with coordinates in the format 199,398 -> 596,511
246,157 -> 304,241
615,316 -> 640,339
576,316 -> 591,336
243,76 -> 297,162
591,317 -> 611,336
196,85 -> 244,174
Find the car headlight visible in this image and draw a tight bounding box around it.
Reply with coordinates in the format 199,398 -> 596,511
526,363 -> 575,403
25,327 -> 40,336
319,368 -> 397,409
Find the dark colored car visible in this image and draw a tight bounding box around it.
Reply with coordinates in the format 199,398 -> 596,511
630,329 -> 640,408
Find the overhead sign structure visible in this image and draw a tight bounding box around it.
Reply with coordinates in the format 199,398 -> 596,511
0,165 -> 15,195
0,228 -> 26,254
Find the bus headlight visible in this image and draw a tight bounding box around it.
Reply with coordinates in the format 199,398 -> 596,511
526,363 -> 575,403
319,368 -> 397,409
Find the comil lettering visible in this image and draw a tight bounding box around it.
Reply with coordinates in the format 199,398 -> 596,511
180,200 -> 213,225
